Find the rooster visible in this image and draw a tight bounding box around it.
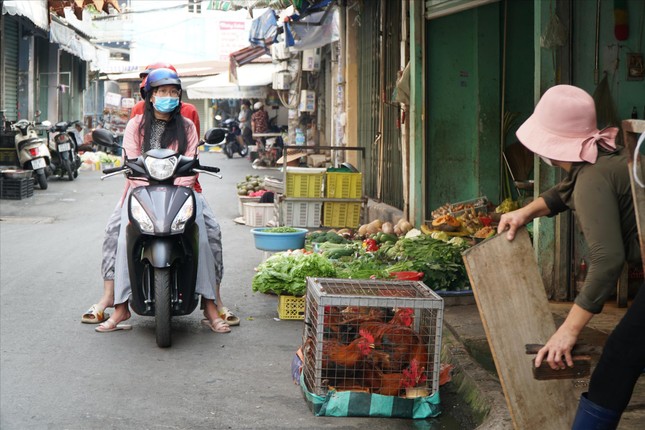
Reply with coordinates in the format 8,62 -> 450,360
325,329 -> 375,368
358,321 -> 428,372
388,307 -> 414,327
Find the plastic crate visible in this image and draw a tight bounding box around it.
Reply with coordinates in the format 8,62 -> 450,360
238,195 -> 261,216
0,177 -> 34,200
0,148 -> 18,166
285,167 -> 325,197
282,201 -> 322,227
278,295 -> 305,320
243,202 -> 276,227
322,202 -> 361,228
325,172 -> 362,198
301,277 -> 444,398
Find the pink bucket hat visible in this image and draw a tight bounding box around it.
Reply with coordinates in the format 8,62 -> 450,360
516,85 -> 618,164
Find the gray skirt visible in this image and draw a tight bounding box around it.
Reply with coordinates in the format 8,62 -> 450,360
110,192 -> 223,305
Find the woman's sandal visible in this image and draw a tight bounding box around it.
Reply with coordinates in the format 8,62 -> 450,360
81,304 -> 109,324
201,318 -> 231,333
95,317 -> 133,333
218,306 -> 240,327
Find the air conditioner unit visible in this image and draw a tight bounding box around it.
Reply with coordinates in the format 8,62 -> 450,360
299,90 -> 315,112
302,48 -> 321,71
271,42 -> 290,62
272,71 -> 291,90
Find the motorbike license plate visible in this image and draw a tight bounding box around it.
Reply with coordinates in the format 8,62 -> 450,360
58,143 -> 71,152
31,158 -> 46,170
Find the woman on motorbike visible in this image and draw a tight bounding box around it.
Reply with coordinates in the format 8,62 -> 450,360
91,68 -> 231,333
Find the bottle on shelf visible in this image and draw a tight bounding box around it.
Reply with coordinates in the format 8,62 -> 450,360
575,258 -> 587,294
632,106 -> 638,119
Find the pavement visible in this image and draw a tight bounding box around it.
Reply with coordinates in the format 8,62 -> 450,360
2,150 -> 643,429
441,296 -> 645,429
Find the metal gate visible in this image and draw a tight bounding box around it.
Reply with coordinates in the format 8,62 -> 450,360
2,17 -> 20,121
356,0 -> 404,210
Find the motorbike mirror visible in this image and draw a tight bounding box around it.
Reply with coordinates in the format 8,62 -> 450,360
92,128 -> 120,148
40,120 -> 52,128
203,128 -> 226,145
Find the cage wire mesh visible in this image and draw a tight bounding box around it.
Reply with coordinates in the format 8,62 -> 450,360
302,278 -> 444,398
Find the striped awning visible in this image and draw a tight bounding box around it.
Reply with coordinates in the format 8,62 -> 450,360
207,0 -> 292,11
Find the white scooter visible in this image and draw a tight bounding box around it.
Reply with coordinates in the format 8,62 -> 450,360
11,119 -> 52,190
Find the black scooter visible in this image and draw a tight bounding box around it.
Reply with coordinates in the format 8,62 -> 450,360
47,120 -> 82,181
214,116 -> 248,159
93,127 -> 225,347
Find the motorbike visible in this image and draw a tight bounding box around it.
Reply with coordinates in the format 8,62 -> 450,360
46,120 -> 82,181
214,116 -> 248,159
11,119 -> 52,190
93,127 -> 226,348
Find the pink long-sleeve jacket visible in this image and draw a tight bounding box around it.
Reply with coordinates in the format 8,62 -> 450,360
118,114 -> 198,206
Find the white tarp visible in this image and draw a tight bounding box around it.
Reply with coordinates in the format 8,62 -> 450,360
2,0 -> 49,30
186,63 -> 274,100
49,20 -> 108,71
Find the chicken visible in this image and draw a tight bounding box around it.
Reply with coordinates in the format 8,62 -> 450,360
325,329 -> 375,368
358,321 -> 428,372
388,307 -> 414,327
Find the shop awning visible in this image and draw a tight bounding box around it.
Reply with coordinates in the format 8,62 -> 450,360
2,0 -> 50,30
206,0 -> 291,12
186,63 -> 275,100
49,0 -> 121,20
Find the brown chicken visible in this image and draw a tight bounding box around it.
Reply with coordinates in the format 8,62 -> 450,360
325,330 -> 375,368
358,321 -> 428,372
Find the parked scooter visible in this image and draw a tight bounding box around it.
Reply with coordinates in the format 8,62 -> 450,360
93,127 -> 226,348
11,119 -> 52,189
46,120 -> 82,181
214,116 -> 248,159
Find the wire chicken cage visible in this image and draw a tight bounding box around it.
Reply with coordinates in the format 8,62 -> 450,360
301,278 -> 444,398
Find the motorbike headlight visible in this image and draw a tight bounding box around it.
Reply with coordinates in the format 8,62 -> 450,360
144,156 -> 177,181
131,198 -> 154,233
171,198 -> 194,233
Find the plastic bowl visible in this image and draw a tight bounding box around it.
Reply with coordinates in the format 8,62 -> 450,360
250,227 -> 308,252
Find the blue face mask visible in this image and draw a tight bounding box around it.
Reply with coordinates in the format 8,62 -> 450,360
154,96 -> 179,113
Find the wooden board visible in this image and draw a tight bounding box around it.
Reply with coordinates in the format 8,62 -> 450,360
462,228 -> 578,429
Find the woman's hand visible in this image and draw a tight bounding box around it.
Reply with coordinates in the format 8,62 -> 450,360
497,208 -> 531,241
496,197 -> 551,241
534,305 -> 592,370
534,325 -> 579,369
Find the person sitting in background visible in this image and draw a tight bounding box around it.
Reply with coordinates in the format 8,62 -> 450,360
496,84 -> 643,429
238,101 -> 252,149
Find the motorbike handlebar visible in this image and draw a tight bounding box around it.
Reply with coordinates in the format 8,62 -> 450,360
103,166 -> 124,175
196,165 -> 220,174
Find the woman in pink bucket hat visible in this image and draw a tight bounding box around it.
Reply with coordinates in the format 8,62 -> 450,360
497,85 -> 643,429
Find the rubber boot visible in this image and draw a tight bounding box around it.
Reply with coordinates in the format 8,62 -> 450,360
571,393 -> 621,430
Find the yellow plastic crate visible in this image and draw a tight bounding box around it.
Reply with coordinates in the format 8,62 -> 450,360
285,168 -> 324,197
278,295 -> 305,320
322,202 -> 361,228
325,172 -> 362,198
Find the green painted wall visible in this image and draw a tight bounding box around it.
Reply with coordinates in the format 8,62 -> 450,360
572,0 -> 645,123
425,3 -> 501,212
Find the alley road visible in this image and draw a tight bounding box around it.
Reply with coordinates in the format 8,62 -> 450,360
0,152 -> 424,430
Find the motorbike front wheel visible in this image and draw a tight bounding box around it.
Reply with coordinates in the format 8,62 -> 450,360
64,159 -> 74,181
239,145 -> 249,157
154,267 -> 172,348
224,143 -> 234,159
35,169 -> 48,190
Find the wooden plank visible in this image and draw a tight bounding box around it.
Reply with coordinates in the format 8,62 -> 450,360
462,228 -> 578,429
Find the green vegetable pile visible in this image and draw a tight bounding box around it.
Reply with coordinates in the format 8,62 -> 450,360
262,227 -> 300,233
251,251 -> 336,296
307,231 -> 349,244
378,235 -> 471,291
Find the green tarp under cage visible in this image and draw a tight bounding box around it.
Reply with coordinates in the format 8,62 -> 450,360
299,371 -> 441,419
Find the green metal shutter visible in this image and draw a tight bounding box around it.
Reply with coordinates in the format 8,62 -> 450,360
357,0 -> 403,210
357,1 -> 381,202
3,18 -> 20,121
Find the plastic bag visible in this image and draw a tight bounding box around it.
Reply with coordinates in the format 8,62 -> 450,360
540,13 -> 567,48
